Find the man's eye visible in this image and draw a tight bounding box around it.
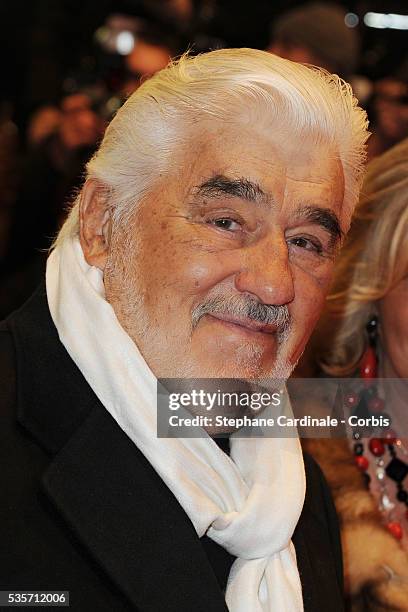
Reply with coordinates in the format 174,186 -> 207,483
288,236 -> 322,254
208,218 -> 241,231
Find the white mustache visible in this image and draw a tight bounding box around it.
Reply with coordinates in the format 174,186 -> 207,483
192,295 -> 291,341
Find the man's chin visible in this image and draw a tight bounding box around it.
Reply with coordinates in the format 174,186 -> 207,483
170,355 -> 294,381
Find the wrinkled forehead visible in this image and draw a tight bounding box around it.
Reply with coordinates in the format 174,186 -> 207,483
172,121 -> 345,223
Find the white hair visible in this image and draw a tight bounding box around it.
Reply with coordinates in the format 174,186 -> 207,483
56,48 -> 369,245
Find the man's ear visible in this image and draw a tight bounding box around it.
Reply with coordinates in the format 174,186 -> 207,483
79,179 -> 112,270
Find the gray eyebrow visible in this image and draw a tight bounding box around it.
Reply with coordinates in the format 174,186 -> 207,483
194,176 -> 343,245
294,205 -> 344,246
195,174 -> 265,203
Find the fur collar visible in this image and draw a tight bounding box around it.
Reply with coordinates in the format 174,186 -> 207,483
303,437 -> 408,611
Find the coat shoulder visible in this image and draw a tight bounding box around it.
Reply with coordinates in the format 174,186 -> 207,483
0,321 -> 17,423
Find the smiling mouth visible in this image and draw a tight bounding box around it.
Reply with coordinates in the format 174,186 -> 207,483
206,313 -> 279,335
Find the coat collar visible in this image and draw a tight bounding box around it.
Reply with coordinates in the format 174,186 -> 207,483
7,285 -> 228,611
8,283 -> 96,454
42,402 -> 228,612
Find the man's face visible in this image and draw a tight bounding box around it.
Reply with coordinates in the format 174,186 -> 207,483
102,123 -> 345,379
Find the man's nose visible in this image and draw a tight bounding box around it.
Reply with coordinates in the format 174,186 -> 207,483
234,235 -> 295,306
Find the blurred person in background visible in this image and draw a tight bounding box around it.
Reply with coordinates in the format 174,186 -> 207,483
121,26 -> 175,96
27,105 -> 62,148
125,39 -> 170,81
267,2 -> 360,82
0,88 -> 106,318
11,87 -> 106,256
298,139 -> 408,610
0,17 -> 178,319
367,60 -> 408,160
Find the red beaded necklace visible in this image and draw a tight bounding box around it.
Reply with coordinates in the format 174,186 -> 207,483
350,316 -> 408,541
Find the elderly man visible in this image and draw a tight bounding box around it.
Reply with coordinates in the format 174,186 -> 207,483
1,49 -> 368,611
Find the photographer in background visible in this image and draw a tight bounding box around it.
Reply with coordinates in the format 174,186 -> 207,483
0,17 -> 181,318
0,87 -> 106,318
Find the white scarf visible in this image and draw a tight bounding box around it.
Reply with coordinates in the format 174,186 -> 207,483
46,236 -> 306,611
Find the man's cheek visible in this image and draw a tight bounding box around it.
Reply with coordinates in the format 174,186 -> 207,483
293,268 -> 328,304
187,261 -> 218,292
170,254 -> 236,295
288,289 -> 326,359
295,257 -> 336,291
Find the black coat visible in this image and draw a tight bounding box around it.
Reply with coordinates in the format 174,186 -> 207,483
0,286 -> 345,612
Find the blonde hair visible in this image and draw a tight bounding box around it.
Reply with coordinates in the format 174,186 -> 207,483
56,48 -> 369,246
320,138 -> 408,375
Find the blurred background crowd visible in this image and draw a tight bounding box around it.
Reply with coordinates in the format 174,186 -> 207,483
0,0 -> 407,318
